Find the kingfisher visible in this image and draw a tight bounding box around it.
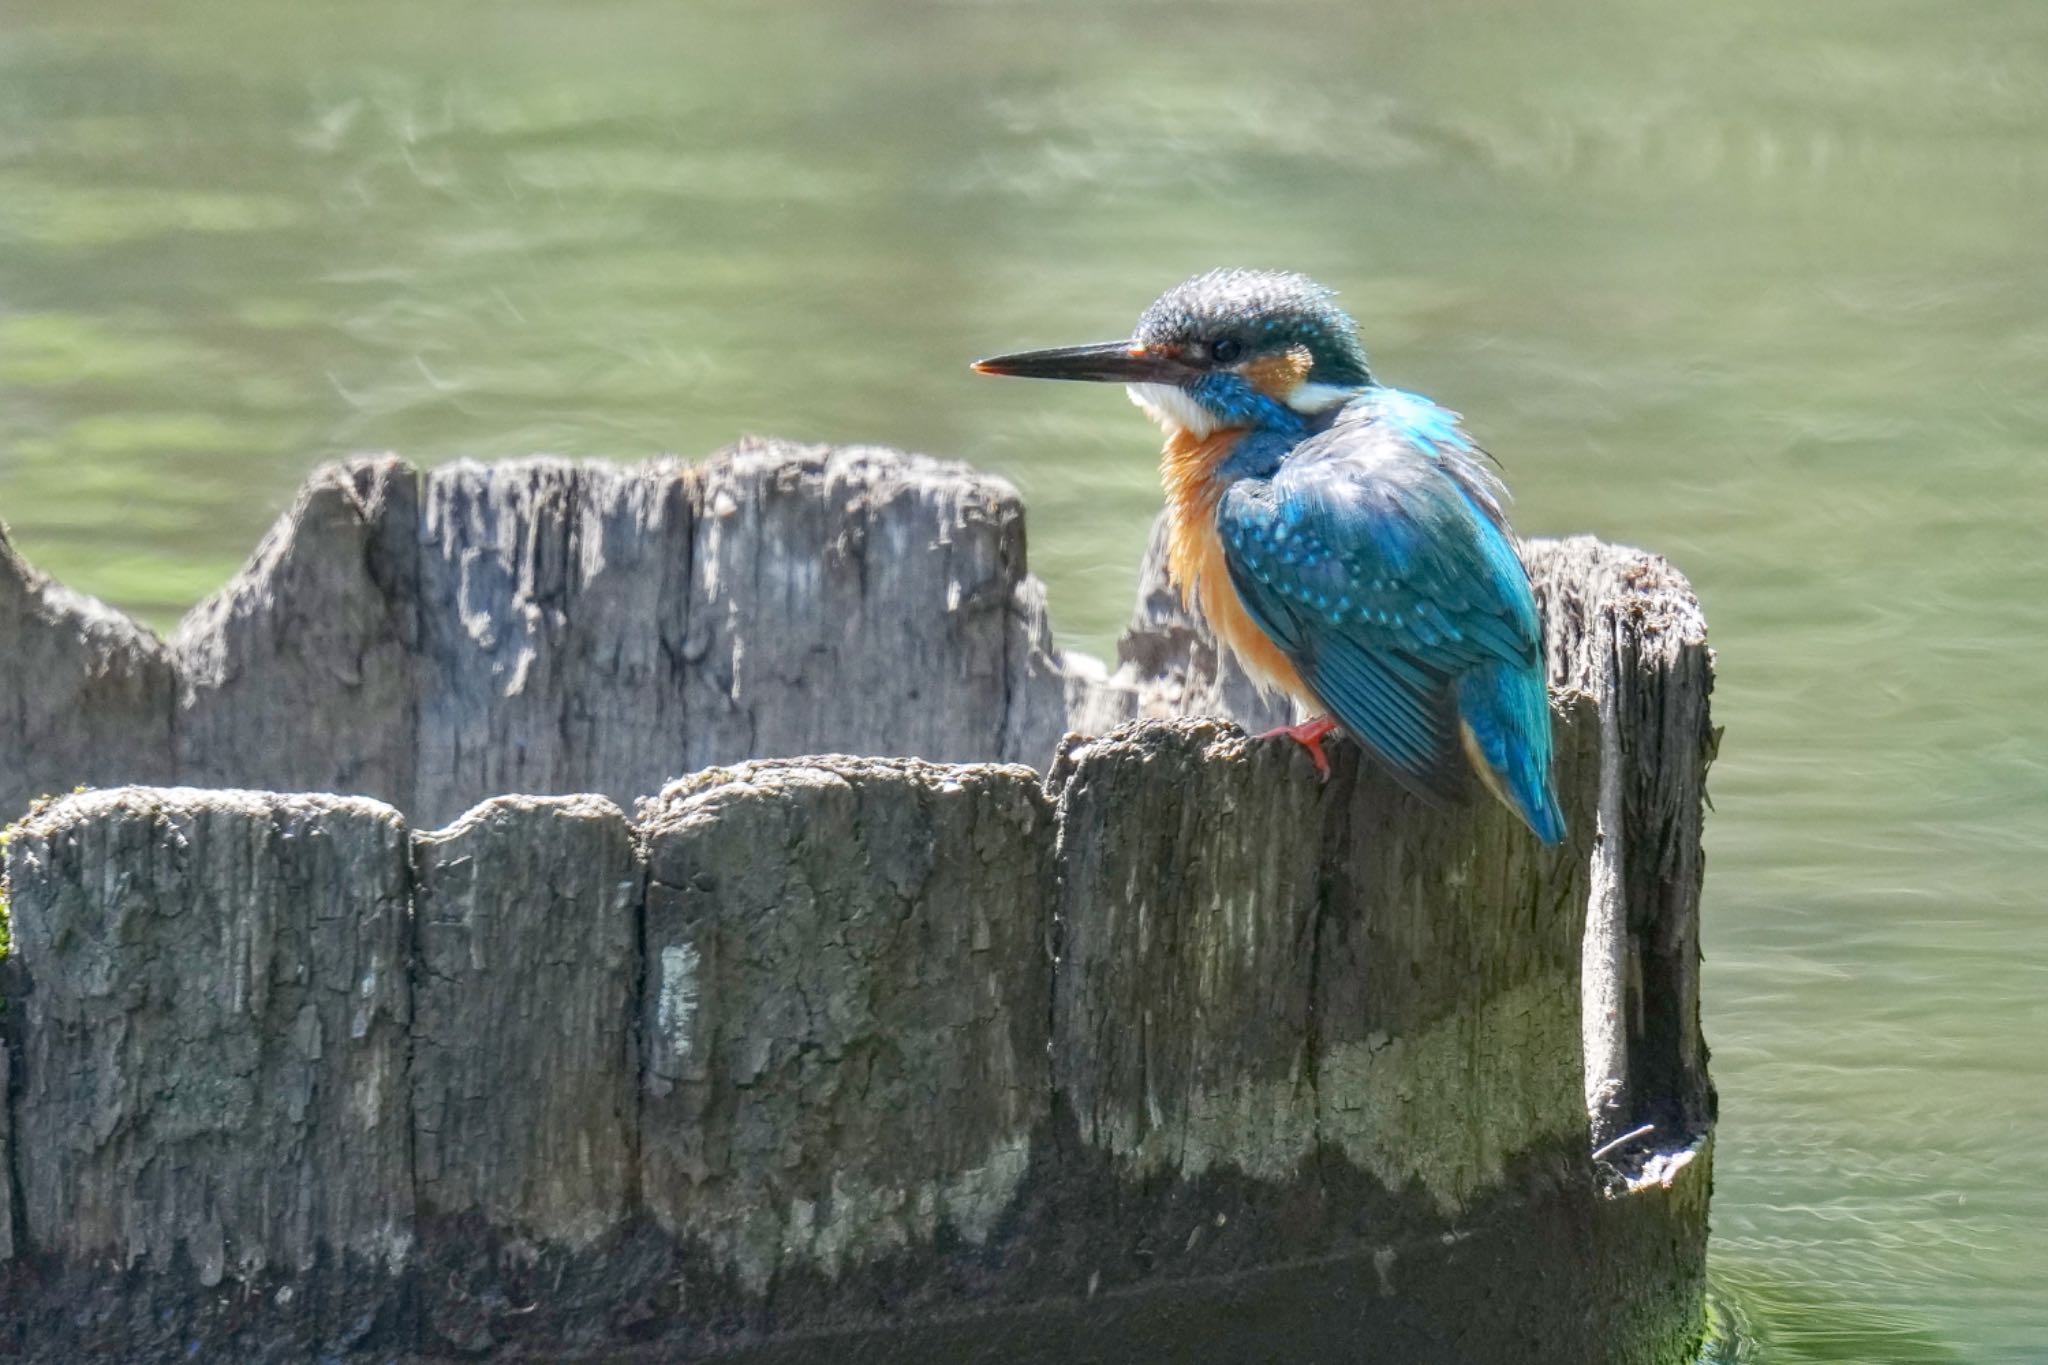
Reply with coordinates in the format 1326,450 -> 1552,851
974,268 -> 1564,845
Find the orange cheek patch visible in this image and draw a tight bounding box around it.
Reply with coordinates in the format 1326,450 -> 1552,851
1241,346 -> 1314,400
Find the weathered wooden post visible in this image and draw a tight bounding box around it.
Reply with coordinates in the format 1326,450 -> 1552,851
1052,710 -> 1600,1201
1096,515 -> 1716,1181
409,795 -> 642,1245
636,758 -> 1052,1325
0,525 -> 176,801
0,442 -> 1070,829
406,794 -> 646,1354
0,1046 -> 13,1267
4,790 -> 415,1351
0,444 -> 1713,1363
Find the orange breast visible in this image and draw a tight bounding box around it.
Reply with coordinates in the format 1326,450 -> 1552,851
1159,427 -> 1313,704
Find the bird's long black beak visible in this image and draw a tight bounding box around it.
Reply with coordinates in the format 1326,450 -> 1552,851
972,340 -> 1196,385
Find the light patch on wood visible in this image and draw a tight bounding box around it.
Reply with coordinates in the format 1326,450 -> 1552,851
716,1130 -> 1033,1293
657,942 -> 700,1061
1088,974 -> 1583,1213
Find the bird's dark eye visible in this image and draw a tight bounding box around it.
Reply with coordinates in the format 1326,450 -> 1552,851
1210,336 -> 1243,364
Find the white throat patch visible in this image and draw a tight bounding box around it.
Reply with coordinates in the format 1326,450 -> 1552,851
1126,382 -> 1219,439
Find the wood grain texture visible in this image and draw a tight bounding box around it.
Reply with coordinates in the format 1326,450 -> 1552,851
1107,520 -> 1718,1168
171,456 -> 421,809
410,794 -> 641,1247
1529,535 -> 1716,1156
683,441 -> 1069,777
1050,704 -> 1599,1205
5,788 -> 414,1283
637,755 -> 1054,1294
1,442 -> 1087,830
0,447 -> 1715,1363
411,458 -> 698,824
0,700 -> 1707,1361
0,523 -> 175,820
0,1048 -> 13,1264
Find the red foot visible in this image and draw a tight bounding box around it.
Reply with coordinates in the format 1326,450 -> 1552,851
1258,715 -> 1338,780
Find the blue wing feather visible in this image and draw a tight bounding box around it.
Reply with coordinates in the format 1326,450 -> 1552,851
1218,389 -> 1564,839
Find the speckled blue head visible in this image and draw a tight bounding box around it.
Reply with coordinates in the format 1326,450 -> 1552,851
973,268 -> 1375,438
1134,269 -> 1372,390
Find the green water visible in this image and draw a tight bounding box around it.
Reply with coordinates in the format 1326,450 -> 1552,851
4,2 -> 2045,1358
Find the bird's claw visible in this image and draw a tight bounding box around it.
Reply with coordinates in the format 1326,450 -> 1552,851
1258,715 -> 1338,781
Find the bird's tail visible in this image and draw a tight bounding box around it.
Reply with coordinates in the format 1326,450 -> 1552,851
1455,661 -> 1566,846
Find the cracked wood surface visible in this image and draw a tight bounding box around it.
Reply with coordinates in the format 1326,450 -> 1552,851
1050,708 -> 1600,1205
636,756 -> 1054,1295
0,523 -> 176,800
0,697 -> 1706,1362
1103,517 -> 1717,1164
1,442 -> 1074,829
0,444 -> 1713,1362
410,794 -> 642,1247
5,788 -> 414,1283
0,1049 -> 12,1265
